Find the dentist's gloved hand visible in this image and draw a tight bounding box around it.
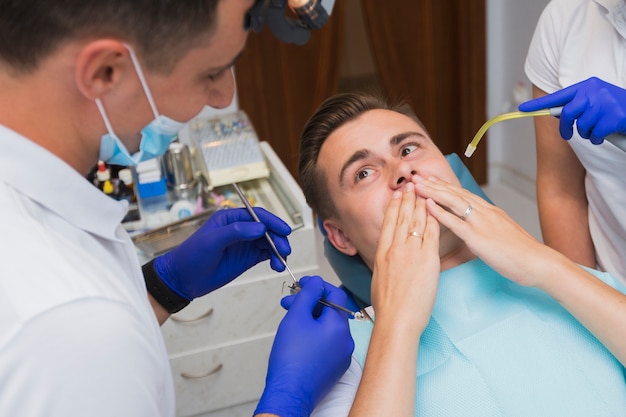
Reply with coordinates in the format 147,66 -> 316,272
519,77 -> 626,144
153,207 -> 291,301
255,276 -> 354,417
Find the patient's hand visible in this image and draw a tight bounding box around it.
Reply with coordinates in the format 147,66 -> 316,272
350,183 -> 440,417
414,176 -> 551,287
371,182 -> 440,334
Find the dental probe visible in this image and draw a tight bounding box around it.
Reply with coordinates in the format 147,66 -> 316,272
288,281 -> 371,321
232,182 -> 298,284
232,182 -> 371,321
465,106 -> 626,157
311,292 -> 367,320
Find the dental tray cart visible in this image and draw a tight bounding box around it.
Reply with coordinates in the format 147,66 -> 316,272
148,140 -> 321,417
185,110 -> 270,188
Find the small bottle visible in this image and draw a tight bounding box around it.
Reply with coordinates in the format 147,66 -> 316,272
95,161 -> 111,192
117,168 -> 137,203
102,179 -> 114,196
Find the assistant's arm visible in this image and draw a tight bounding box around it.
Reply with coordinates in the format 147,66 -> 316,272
532,85 -> 596,268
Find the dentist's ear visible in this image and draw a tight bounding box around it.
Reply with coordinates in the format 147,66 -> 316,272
323,220 -> 358,256
74,40 -> 131,100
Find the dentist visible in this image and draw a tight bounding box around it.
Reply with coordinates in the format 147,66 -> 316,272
0,1 -> 352,417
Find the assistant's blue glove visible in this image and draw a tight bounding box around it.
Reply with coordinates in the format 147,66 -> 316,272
255,276 -> 355,417
153,207 -> 291,301
519,77 -> 626,144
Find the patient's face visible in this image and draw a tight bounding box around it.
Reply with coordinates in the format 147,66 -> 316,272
319,109 -> 460,268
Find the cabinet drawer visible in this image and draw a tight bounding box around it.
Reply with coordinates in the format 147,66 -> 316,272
162,276 -> 287,354
170,335 -> 273,417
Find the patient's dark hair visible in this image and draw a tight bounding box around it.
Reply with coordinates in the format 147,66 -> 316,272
298,92 -> 428,220
0,0 -> 220,75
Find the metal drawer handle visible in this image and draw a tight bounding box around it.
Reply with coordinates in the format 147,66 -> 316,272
180,363 -> 223,379
170,307 -> 214,323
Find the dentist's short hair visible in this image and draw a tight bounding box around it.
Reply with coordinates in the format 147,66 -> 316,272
298,92 -> 429,221
0,0 -> 219,75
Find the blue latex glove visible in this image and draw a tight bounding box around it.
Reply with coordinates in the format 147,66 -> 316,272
519,77 -> 626,144
255,276 -> 355,417
153,207 -> 291,300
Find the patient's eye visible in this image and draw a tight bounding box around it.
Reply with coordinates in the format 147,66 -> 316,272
356,168 -> 374,182
400,144 -> 418,158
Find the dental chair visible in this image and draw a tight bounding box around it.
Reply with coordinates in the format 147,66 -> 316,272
318,153 -> 492,311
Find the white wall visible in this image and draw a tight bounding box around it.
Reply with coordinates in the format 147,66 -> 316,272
486,0 -> 549,199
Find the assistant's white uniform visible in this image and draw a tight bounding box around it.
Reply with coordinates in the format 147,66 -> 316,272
0,125 -> 175,416
525,0 -> 626,285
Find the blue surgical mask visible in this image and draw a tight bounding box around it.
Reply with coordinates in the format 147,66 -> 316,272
96,45 -> 187,166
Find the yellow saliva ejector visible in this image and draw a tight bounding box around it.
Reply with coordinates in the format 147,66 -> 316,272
464,107 -> 563,158
465,106 -> 626,157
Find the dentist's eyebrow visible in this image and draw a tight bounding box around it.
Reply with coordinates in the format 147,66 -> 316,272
206,51 -> 244,75
223,51 -> 244,70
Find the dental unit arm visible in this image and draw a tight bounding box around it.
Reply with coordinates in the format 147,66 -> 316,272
245,0 -> 336,45
465,106 -> 626,158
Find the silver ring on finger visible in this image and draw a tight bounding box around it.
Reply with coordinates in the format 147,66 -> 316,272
460,204 -> 473,221
408,231 -> 422,238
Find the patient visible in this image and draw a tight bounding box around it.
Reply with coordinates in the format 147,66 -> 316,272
297,93 -> 626,416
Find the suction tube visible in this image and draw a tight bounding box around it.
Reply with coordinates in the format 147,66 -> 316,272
465,106 -> 626,157
464,108 -> 559,158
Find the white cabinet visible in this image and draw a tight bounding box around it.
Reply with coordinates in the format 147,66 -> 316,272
169,334 -> 274,416
158,143 -> 319,416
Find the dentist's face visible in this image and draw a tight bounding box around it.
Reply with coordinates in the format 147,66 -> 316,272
318,109 -> 460,267
106,0 -> 254,155
147,0 -> 255,121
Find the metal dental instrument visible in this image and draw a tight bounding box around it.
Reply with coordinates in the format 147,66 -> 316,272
232,182 -> 298,284
320,300 -> 367,320
289,284 -> 369,321
464,106 -> 626,158
232,182 -> 372,322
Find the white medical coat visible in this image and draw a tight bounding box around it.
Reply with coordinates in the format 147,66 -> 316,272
0,125 -> 175,416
